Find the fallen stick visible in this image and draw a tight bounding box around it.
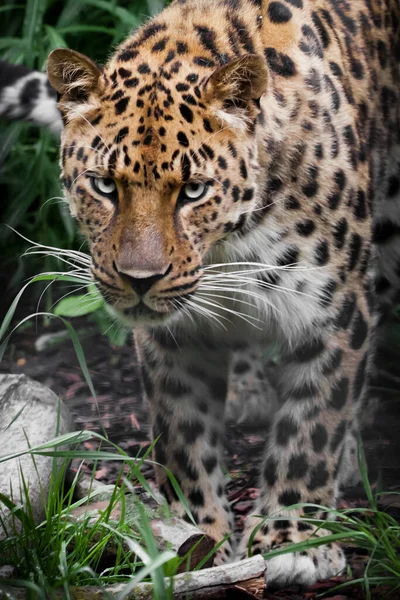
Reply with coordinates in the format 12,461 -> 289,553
0,556 -> 266,599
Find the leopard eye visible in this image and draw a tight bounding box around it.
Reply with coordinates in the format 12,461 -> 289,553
181,181 -> 208,202
91,177 -> 117,197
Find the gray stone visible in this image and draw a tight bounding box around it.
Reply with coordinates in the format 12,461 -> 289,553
0,565 -> 15,579
0,374 -> 72,540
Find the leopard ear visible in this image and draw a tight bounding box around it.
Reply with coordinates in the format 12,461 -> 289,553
47,48 -> 102,105
205,54 -> 268,131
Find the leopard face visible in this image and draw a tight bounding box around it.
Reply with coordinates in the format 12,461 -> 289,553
50,33 -> 267,326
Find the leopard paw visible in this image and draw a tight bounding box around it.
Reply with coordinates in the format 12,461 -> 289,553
263,544 -> 345,586
240,522 -> 345,586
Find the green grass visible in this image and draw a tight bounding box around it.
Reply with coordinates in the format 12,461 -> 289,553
0,0 -> 168,289
0,429 -> 199,598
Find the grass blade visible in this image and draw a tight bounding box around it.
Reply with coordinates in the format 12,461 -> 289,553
0,311 -> 96,398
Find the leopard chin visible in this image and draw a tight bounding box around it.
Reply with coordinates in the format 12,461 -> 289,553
105,301 -> 175,328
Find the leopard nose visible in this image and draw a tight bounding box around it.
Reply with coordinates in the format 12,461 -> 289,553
113,262 -> 172,297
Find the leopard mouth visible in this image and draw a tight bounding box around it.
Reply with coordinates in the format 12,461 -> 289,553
106,300 -> 170,325
98,272 -> 200,326
104,296 -> 190,327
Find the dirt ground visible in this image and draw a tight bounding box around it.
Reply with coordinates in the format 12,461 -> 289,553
2,304 -> 400,599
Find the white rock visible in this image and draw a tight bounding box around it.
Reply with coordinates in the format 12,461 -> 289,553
0,374 -> 72,540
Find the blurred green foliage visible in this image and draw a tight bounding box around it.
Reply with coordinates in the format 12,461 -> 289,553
0,0 -> 167,291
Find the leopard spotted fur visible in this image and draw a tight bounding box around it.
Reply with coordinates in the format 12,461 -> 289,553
47,0 -> 400,587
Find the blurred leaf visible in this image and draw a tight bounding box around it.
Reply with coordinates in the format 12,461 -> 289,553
146,0 -> 165,15
54,293 -> 103,317
0,37 -> 24,49
45,24 -> 67,49
55,0 -> 84,28
0,5 -> 24,13
57,24 -> 116,35
22,0 -> 45,65
82,0 -> 141,27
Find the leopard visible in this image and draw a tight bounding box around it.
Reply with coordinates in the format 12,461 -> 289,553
46,0 -> 400,587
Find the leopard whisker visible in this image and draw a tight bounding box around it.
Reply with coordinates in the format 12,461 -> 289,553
23,250 -> 92,273
27,270 -> 93,285
240,196 -> 282,215
62,142 -> 110,159
196,290 -> 257,310
166,324 -> 181,350
101,314 -> 123,338
185,298 -> 228,330
189,125 -> 235,159
197,285 -> 282,315
194,296 -> 264,329
39,196 -> 69,212
173,298 -> 196,326
36,278 -> 61,315
71,164 -> 100,186
64,107 -> 111,153
204,261 -> 322,273
240,179 -> 295,216
12,230 -> 92,265
202,277 -> 321,302
49,285 -> 95,311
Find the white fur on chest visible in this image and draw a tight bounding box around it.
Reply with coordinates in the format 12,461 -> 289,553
190,222 -> 335,345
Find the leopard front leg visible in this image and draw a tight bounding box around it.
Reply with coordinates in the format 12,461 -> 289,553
240,291 -> 373,586
135,328 -> 233,563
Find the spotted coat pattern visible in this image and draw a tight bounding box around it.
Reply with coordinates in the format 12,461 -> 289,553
47,0 -> 400,587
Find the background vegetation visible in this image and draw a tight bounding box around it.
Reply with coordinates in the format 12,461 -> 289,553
0,0 -> 168,296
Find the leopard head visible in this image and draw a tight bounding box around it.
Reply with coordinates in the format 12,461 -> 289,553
47,39 -> 267,326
